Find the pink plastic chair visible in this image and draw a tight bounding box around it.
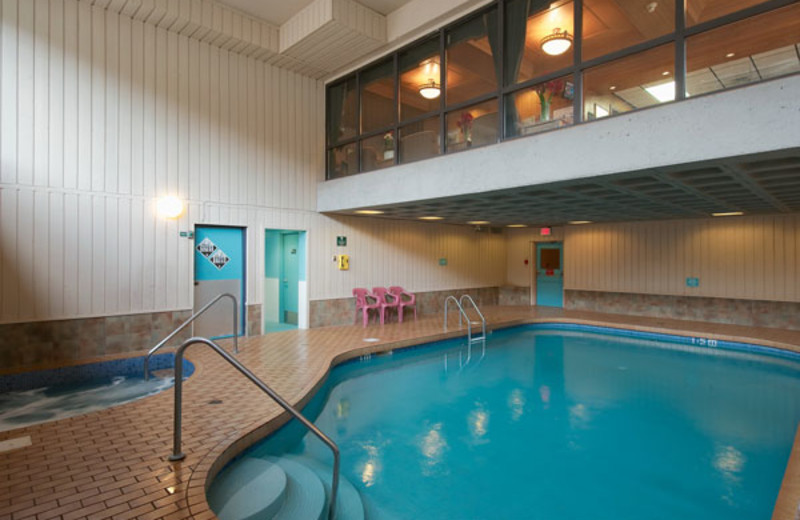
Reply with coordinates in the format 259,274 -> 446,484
353,288 -> 379,327
372,287 -> 400,325
389,286 -> 417,323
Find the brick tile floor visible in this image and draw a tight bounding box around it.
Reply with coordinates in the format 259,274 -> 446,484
1,306 -> 799,520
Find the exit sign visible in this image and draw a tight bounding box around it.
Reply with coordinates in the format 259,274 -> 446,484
540,227 -> 552,236
336,236 -> 347,247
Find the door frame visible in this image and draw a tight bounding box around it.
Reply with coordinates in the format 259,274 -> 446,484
264,228 -> 309,331
193,224 -> 247,337
530,240 -> 564,307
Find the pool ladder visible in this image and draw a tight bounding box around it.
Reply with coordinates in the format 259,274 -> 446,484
143,292 -> 239,380
168,337 -> 341,520
444,295 -> 487,366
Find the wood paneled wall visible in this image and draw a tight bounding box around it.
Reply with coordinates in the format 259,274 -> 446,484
0,1 -> 506,324
564,215 -> 800,302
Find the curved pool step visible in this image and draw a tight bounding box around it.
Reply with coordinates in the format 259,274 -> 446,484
283,454 -> 366,520
270,457 -> 327,520
207,457 -> 288,520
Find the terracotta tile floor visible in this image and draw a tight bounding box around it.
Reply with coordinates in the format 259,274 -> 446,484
1,306 -> 799,520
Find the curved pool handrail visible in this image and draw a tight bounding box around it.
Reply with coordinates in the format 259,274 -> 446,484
143,293 -> 239,380
169,337 -> 341,520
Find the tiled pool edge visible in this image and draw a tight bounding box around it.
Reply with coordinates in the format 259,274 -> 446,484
187,314 -> 800,520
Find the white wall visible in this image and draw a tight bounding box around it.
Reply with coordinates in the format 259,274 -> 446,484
0,0 -> 506,325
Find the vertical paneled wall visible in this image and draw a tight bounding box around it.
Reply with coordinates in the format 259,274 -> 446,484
0,0 -> 506,325
564,215 -> 800,302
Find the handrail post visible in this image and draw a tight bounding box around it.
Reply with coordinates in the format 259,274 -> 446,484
168,337 -> 339,520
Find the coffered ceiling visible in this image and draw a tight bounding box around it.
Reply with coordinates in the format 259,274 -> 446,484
339,150 -> 800,227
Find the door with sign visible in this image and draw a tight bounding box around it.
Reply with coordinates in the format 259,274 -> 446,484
536,242 -> 563,307
194,226 -> 246,338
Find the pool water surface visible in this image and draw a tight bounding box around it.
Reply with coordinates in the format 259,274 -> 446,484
241,326 -> 800,519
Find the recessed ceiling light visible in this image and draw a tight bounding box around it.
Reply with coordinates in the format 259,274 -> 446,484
507,224 -> 527,228
609,85 -> 616,91
725,52 -> 735,58
568,220 -> 592,224
356,210 -> 384,215
712,211 -> 744,217
467,220 -> 490,225
662,70 -> 670,76
646,1 -> 658,13
419,216 -> 443,221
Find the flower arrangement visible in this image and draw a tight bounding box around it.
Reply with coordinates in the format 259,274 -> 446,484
457,112 -> 474,143
383,131 -> 394,150
535,79 -> 563,121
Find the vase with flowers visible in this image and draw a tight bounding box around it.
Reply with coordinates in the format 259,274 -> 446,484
535,79 -> 563,122
383,131 -> 395,160
457,112 -> 474,147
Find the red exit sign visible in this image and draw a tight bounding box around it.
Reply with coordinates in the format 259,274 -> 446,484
540,227 -> 552,236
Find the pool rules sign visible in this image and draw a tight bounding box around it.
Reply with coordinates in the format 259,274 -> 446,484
196,237 -> 230,270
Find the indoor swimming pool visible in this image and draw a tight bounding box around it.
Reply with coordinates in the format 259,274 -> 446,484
209,325 -> 800,519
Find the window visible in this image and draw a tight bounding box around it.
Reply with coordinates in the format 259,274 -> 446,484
446,8 -> 500,106
324,0 -> 797,179
686,3 -> 800,96
360,60 -> 395,134
327,78 -> 357,146
328,143 -> 358,179
446,99 -> 499,152
400,39 -> 441,121
505,0 -> 574,86
583,44 -> 675,120
686,0 -> 771,26
582,0 -> 674,61
399,116 -> 441,164
505,74 -> 574,138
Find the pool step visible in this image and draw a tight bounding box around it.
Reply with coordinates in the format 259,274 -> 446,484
208,454 -> 366,520
283,454 -> 366,520
207,457 -> 288,520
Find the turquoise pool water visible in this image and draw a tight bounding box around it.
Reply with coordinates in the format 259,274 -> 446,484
240,326 -> 800,519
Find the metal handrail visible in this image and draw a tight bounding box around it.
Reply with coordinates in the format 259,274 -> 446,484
444,295 -> 473,343
459,294 -> 486,341
144,293 -> 239,380
169,337 -> 340,520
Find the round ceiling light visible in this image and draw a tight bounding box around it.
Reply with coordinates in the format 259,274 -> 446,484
419,79 -> 441,99
540,29 -> 573,56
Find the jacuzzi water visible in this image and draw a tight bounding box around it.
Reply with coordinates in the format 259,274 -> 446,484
234,326 -> 800,519
0,354 -> 191,432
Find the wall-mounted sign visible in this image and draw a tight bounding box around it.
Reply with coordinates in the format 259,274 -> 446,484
540,227 -> 552,236
686,277 -> 700,287
439,258 -> 448,266
337,236 -> 347,247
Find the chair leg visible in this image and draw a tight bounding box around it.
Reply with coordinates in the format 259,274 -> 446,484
398,306 -> 404,323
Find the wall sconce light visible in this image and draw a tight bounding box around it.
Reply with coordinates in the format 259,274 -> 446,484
157,196 -> 185,219
419,79 -> 441,99
540,28 -> 572,56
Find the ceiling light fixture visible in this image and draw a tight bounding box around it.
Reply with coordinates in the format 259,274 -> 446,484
156,196 -> 184,219
540,28 -> 573,56
467,220 -> 490,225
419,79 -> 441,99
662,70 -> 671,76
355,210 -> 384,215
419,216 -> 443,221
712,211 -> 744,217
725,52 -> 735,58
568,220 -> 592,225
507,224 -> 528,228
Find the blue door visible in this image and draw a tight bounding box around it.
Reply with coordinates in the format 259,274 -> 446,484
536,242 -> 563,307
194,226 -> 246,338
280,232 -> 299,325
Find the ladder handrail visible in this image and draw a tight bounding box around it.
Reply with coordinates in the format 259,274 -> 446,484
444,295 -> 473,344
144,293 -> 239,380
459,294 -> 486,340
169,337 -> 340,520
